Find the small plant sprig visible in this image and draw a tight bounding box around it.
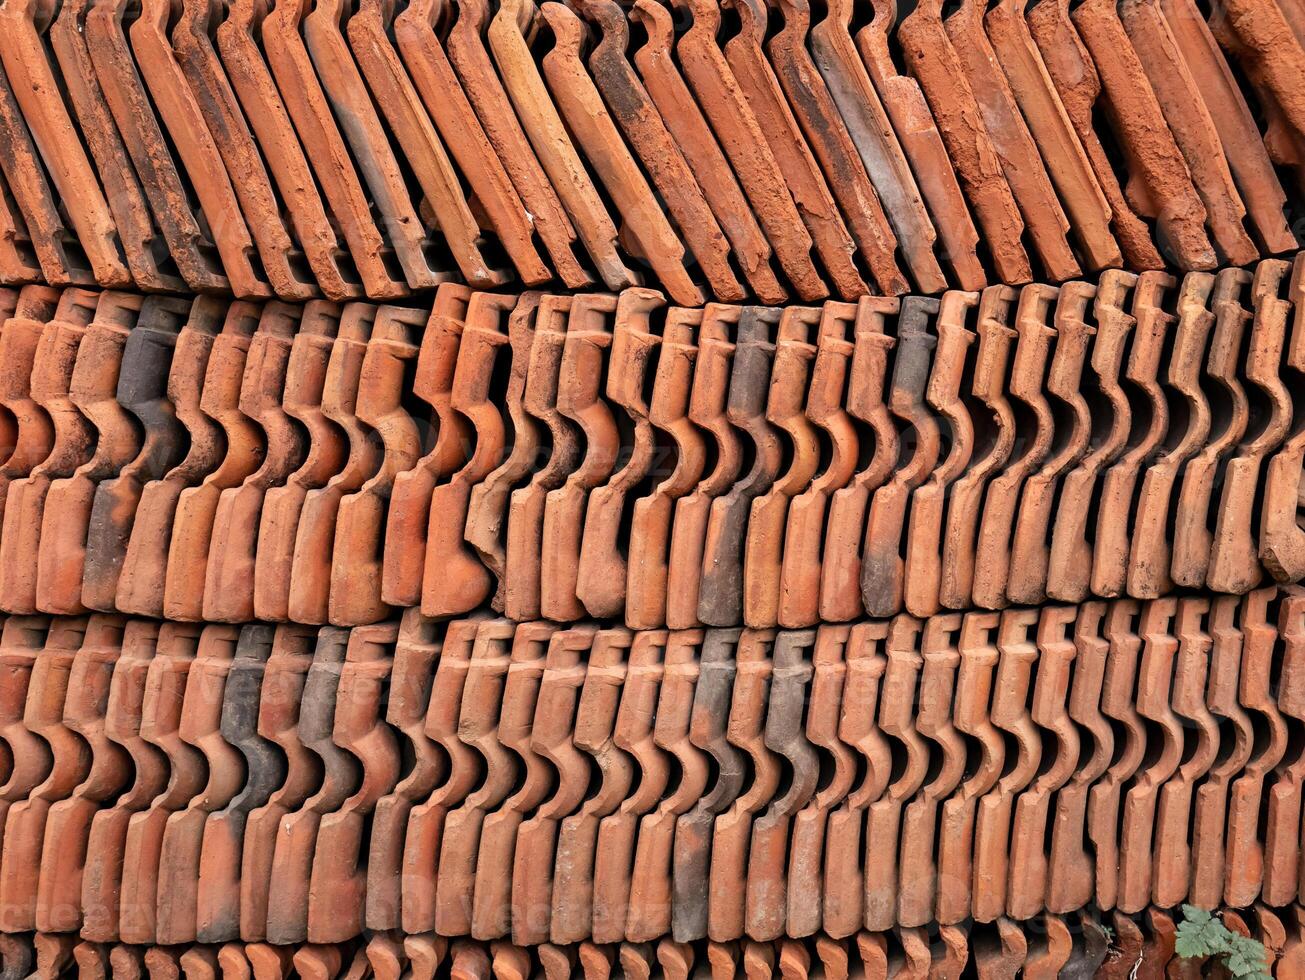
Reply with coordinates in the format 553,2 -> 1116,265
1174,905 -> 1271,980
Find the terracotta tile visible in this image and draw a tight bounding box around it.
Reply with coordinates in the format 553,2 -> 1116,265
501,296 -> 573,624
860,18 -> 990,289
720,0 -> 866,300
896,0 -> 1032,286
901,292 -> 979,619
53,0 -> 185,289
1127,274 -> 1218,598
666,0 -> 826,302
624,3 -> 786,304
1207,0 -> 1305,202
552,629 -> 635,945
0,0 -> 134,288
626,308 -> 704,630
1115,599 -> 1181,913
85,0 -> 240,293
213,0 -> 362,302
698,308 -> 780,627
862,617 -> 925,931
1222,589 -> 1286,908
765,5 -> 908,296
1118,0 -> 1258,266
823,623 -> 888,937
386,7 -> 552,289
202,303 -> 303,624
115,622 -> 203,944
668,629 -> 740,943
363,610 -> 445,932
169,0 -> 318,301
303,0 -> 464,292
1025,0 -> 1165,271
938,288 -> 1016,611
465,294 -> 545,613
931,618 -> 1002,925
433,619 -> 517,937
36,293 -> 143,615
1044,603 -> 1109,914
258,0 -> 409,300
0,289 -> 98,614
591,630 -> 665,945
742,634 -> 814,945
969,609 -> 1040,922
1170,269 -> 1254,588
780,302 -> 859,628
33,616 -> 128,934
1188,595 -> 1248,908
540,295 -> 620,623
894,615 -> 963,928
286,305 -> 377,625
945,0 -> 1080,282
263,627 -> 350,944
1063,912 -> 1111,979
1091,272 -> 1178,598
1085,601 -> 1145,912
346,0 -> 516,290
0,615 -> 86,931
76,622 -> 159,941
152,624 -> 241,945
625,630 -> 706,943
1208,260 -> 1293,592
307,623 -> 402,941
487,0 -> 637,292
819,300 -> 896,624
0,64 -> 105,288
378,285 -> 468,609
577,290 -> 665,620
330,305 -> 425,626
1261,256 -> 1305,582
1150,598 -> 1217,908
861,297 -> 940,618
969,284 -> 1058,609
162,303 -> 263,622
1069,0 -> 1218,271
1021,915 -> 1071,979
384,615 -> 472,934
193,625 -> 282,943
806,10 -> 949,294
744,308 -> 821,628
114,299 -> 225,620
692,626 -> 770,942
986,0 -> 1121,273
986,610 -> 1070,918
1045,272 -> 1137,602
81,298 -> 191,613
471,622 -> 555,940
1006,281 -> 1098,605
434,0 -> 593,290
665,305 -> 739,631
513,626 -> 597,945
1160,0 -> 1297,255
237,624 -> 320,941
1265,591 -> 1305,905
565,5 -> 742,303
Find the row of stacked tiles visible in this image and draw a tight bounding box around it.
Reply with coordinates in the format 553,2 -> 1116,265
3,907 -> 1305,980
2,258 -> 1304,627
0,0 -> 1301,300
0,588 -> 1301,945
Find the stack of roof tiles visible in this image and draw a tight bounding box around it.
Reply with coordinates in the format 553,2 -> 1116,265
0,0 -> 1298,302
1,0 -> 1305,975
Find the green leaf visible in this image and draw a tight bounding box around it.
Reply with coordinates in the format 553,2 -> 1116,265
1174,907 -> 1270,980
